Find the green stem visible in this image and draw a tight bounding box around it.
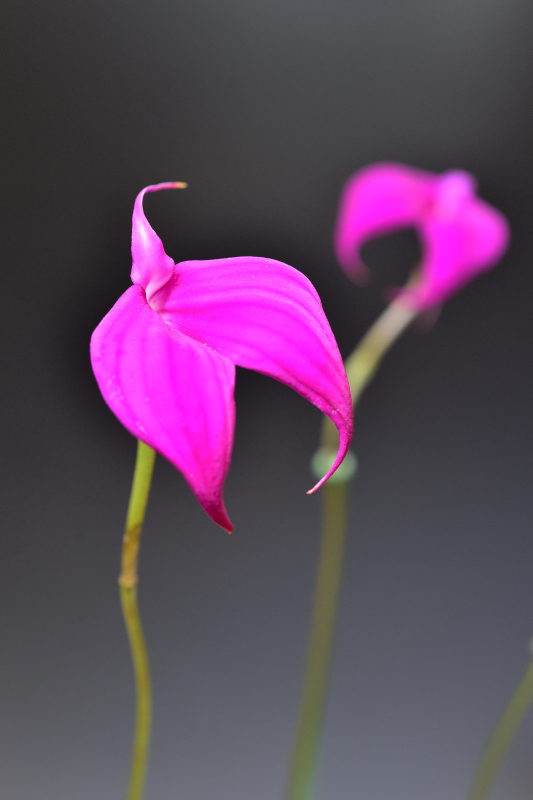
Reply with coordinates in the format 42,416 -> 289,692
283,481 -> 350,800
284,298 -> 418,800
119,440 -> 156,800
120,584 -> 153,800
322,299 -> 418,452
466,657 -> 533,800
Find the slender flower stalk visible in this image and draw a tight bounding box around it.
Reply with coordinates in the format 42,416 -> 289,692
119,440 -> 156,800
320,299 -> 417,454
284,296 -> 418,800
283,480 -> 351,800
466,652 -> 533,800
283,162 -> 510,800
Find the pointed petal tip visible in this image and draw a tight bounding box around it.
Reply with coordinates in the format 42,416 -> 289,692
335,244 -> 370,284
139,181 -> 188,195
208,504 -> 234,533
350,262 -> 371,285
308,448 -> 358,492
306,470 -> 333,494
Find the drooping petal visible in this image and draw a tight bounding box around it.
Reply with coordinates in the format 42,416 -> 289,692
334,163 -> 436,279
130,182 -> 186,304
90,285 -> 235,531
402,176 -> 510,309
150,256 -> 354,490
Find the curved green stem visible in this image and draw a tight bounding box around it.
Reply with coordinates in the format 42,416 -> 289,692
321,299 -> 417,452
120,584 -> 153,800
119,440 -> 156,800
466,657 -> 533,800
284,298 -> 417,800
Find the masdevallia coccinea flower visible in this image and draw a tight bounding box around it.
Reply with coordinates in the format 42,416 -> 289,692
334,162 -> 510,309
91,183 -> 353,532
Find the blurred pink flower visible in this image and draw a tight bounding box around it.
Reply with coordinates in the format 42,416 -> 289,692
91,183 -> 353,532
334,162 -> 510,309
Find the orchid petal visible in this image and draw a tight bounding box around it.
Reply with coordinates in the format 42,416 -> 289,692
334,163 -> 436,279
131,183 -> 186,304
404,188 -> 510,309
150,256 -> 353,489
90,285 -> 235,532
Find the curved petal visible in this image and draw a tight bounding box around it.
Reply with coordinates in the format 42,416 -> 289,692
402,193 -> 510,309
334,163 -> 436,279
90,285 -> 235,531
130,182 -> 186,303
151,257 -> 354,489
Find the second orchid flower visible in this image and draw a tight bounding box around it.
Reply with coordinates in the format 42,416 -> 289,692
334,162 -> 510,309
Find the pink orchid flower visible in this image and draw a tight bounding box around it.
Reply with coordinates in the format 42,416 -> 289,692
91,183 -> 353,532
334,162 -> 510,309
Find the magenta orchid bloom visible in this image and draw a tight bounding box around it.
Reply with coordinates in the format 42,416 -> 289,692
334,162 -> 510,309
91,183 -> 353,532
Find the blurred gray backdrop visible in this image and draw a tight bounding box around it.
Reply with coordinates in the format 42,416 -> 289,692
1,0 -> 533,798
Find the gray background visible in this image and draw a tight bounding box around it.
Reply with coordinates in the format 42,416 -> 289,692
1,0 -> 533,798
